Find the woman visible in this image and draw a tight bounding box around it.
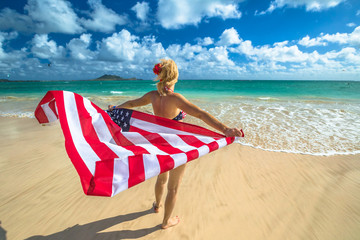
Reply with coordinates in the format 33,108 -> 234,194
108,59 -> 243,229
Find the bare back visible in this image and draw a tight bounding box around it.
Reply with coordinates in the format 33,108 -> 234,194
149,90 -> 183,120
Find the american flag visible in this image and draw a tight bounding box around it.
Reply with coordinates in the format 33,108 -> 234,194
35,91 -> 243,197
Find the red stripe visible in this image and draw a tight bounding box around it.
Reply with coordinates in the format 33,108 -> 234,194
132,110 -> 224,138
184,149 -> 200,162
88,160 -> 115,196
225,137 -> 235,145
178,135 -> 208,148
34,104 -> 48,123
157,155 -> 175,174
74,94 -> 116,196
34,91 -> 54,123
205,140 -> 220,152
127,155 -> 145,188
130,126 -> 184,155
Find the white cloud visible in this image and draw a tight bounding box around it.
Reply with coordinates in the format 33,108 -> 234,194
67,34 -> 95,60
273,41 -> 289,47
0,31 -> 26,62
166,43 -> 203,65
357,10 -> 360,16
206,2 -> 242,19
157,0 -> 242,29
227,33 -> 360,79
232,41 -> 312,63
209,46 -> 234,65
164,43 -> 241,79
0,0 -> 83,34
258,0 -> 345,15
97,30 -> 166,63
131,2 -> 150,22
0,0 -> 127,34
347,22 -> 356,27
25,0 -> 83,34
0,8 -> 34,33
0,34 -> 7,59
1,27 -> 359,80
0,31 -> 18,41
323,27 -> 360,46
196,37 -> 214,46
217,27 -> 242,46
298,27 -> 360,47
31,34 -> 65,59
298,35 -> 327,47
81,0 -> 127,33
98,30 -> 139,61
325,47 -> 360,64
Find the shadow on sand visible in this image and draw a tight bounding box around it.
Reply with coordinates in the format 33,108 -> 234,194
25,208 -> 160,240
0,221 -> 7,240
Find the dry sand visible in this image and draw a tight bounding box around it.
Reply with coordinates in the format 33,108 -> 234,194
0,117 -> 359,240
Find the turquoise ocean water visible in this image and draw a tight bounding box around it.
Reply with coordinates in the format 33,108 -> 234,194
1,80 -> 359,156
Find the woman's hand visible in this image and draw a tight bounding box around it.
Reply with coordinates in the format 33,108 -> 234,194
224,127 -> 244,137
108,105 -> 116,111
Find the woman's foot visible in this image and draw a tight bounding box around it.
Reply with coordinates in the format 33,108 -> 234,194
161,216 -> 180,229
153,202 -> 161,213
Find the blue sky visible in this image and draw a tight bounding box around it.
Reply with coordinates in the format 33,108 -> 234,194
0,0 -> 359,80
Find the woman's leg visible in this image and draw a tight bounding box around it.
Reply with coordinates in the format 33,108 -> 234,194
154,171 -> 169,212
162,164 -> 187,229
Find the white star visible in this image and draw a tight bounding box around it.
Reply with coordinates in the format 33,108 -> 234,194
126,112 -> 129,117
123,122 -> 127,127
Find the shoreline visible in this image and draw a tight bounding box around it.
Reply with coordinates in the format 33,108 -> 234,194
1,117 -> 359,240
0,115 -> 359,157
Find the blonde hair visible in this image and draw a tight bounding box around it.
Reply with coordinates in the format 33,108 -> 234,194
154,59 -> 179,96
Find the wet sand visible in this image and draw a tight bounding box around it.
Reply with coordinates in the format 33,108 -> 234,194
0,117 -> 359,240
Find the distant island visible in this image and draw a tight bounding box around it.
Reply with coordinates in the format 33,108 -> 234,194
92,74 -> 141,81
0,75 -> 142,82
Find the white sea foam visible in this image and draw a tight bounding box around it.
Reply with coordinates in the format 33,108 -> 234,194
234,140 -> 360,156
0,96 -> 39,103
110,91 -> 123,95
0,111 -> 35,118
193,97 -> 360,156
257,97 -> 279,101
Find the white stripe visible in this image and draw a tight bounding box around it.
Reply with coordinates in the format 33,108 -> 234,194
54,102 -> 58,115
195,135 -> 215,144
122,132 -> 168,155
41,101 -> 57,122
112,157 -> 130,196
143,154 -> 161,180
198,145 -> 210,157
82,98 -> 134,158
63,91 -> 98,175
171,153 -> 187,169
159,133 -> 197,152
216,138 -> 227,148
130,118 -> 207,137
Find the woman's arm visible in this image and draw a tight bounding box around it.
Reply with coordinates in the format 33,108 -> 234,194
175,94 -> 243,137
108,91 -> 153,110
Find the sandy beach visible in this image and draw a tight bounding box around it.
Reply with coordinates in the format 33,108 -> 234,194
0,117 -> 359,240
